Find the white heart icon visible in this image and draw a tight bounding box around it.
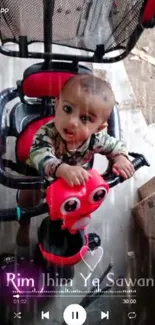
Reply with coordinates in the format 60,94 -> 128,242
80,246 -> 104,272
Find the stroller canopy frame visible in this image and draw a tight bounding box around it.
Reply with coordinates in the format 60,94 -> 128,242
0,0 -> 155,63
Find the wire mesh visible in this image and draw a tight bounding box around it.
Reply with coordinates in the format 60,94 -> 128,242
0,0 -> 146,53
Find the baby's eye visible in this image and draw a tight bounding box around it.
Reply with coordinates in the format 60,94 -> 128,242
63,105 -> 72,114
81,115 -> 92,123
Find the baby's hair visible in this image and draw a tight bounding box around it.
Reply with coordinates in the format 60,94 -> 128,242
62,74 -> 115,111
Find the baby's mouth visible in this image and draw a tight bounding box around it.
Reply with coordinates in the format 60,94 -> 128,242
63,128 -> 74,136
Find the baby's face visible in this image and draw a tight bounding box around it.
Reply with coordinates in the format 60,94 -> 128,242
54,82 -> 108,146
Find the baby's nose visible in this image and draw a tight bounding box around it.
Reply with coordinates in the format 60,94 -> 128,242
68,117 -> 78,128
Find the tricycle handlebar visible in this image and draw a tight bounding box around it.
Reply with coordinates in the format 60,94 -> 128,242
103,152 -> 150,188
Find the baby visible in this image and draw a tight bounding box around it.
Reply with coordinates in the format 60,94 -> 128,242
16,74 -> 135,246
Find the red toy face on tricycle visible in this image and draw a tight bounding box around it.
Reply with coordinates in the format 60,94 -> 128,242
46,169 -> 109,233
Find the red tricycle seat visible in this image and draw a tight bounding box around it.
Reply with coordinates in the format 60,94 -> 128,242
20,62 -> 91,98
22,70 -> 75,98
16,116 -> 54,162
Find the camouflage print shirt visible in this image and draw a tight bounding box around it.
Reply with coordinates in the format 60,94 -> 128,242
27,119 -> 128,182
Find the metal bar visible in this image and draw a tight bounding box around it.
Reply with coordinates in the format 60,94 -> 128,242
0,45 -> 131,63
43,0 -> 55,67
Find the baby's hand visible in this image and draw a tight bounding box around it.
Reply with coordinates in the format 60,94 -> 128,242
56,164 -> 92,187
112,155 -> 135,179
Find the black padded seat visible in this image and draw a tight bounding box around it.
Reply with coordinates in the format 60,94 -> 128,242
9,101 -> 53,136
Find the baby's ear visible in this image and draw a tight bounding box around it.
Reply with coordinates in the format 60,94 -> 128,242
97,122 -> 108,132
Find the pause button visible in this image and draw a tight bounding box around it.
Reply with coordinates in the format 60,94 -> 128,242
63,304 -> 87,325
72,311 -> 79,319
